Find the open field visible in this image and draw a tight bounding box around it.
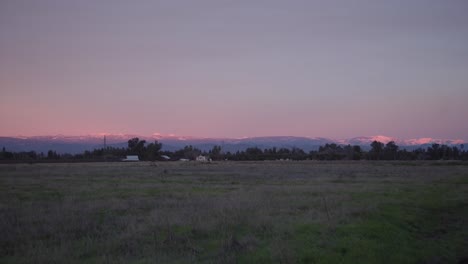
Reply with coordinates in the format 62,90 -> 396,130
1,161 -> 467,263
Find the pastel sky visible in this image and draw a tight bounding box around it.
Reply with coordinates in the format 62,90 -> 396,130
1,0 -> 468,139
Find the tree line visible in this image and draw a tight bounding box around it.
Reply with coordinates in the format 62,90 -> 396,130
1,138 -> 467,162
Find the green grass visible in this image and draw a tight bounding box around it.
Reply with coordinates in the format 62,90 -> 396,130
0,161 -> 467,263
238,180 -> 467,264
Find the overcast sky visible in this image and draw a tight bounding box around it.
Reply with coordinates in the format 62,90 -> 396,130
1,0 -> 467,139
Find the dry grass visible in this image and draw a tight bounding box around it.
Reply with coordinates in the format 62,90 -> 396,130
0,161 -> 467,263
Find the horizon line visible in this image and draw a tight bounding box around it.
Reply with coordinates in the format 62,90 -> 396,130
1,133 -> 466,142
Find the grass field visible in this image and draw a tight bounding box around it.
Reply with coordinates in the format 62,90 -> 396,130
1,161 -> 467,263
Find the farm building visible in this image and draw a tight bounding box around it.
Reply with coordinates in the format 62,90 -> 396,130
161,155 -> 171,160
196,155 -> 210,162
122,155 -> 139,161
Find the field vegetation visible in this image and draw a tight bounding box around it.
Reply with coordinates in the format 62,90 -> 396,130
1,161 -> 467,263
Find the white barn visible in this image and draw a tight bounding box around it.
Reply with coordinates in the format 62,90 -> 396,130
196,155 -> 211,162
122,155 -> 139,161
196,155 -> 208,162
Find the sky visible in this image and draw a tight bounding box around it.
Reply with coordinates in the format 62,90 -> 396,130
1,0 -> 468,140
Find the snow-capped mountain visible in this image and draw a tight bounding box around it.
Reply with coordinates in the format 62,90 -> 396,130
343,135 -> 466,147
0,134 -> 465,154
344,135 -> 398,145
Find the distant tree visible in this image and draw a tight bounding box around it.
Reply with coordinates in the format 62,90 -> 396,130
127,137 -> 146,156
291,147 -> 307,160
180,145 -> 201,160
224,151 -> 233,161
262,148 -> 276,160
384,141 -> 399,160
308,150 -> 318,160
461,144 -> 468,160
412,148 -> 428,160
370,141 -> 384,160
342,145 -> 362,160
440,144 -> 450,160
145,141 -> 162,161
127,138 -> 139,150
47,150 -> 59,159
245,147 -> 263,160
396,149 -> 412,160
277,148 -> 291,160
317,143 -> 345,160
352,145 -> 362,160
209,145 -> 223,160
27,151 -> 37,160
0,147 -> 14,160
427,144 -> 441,160
452,146 -> 460,160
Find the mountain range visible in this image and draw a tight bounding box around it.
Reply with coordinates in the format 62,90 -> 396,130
0,134 -> 465,154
